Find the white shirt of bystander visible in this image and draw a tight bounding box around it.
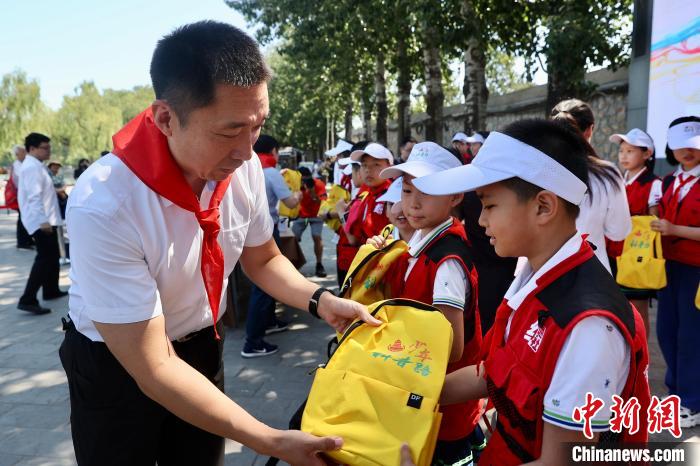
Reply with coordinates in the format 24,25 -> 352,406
17,154 -> 62,234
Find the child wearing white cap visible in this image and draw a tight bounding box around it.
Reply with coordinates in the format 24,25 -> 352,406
375,177 -> 414,242
651,116 -> 700,429
370,142 -> 483,466
607,128 -> 660,333
419,119 -> 650,466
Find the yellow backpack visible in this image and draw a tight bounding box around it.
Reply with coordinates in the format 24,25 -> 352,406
278,168 -> 301,219
339,225 -> 408,304
318,184 -> 351,232
301,299 -> 452,466
616,215 -> 667,290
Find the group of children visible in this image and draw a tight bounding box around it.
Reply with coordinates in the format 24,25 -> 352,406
295,107 -> 700,465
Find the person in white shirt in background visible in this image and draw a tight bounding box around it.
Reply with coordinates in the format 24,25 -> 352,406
10,144 -> 35,250
550,99 -> 631,273
17,132 -> 66,315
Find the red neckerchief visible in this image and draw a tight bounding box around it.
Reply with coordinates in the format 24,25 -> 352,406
257,152 -> 277,169
112,108 -> 231,339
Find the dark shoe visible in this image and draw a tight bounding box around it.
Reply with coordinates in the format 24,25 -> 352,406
315,263 -> 327,278
265,319 -> 289,335
18,303 -> 51,315
241,340 -> 279,358
43,290 -> 68,300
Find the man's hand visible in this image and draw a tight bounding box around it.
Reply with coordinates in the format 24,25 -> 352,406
650,218 -> 676,236
40,222 -> 52,234
273,430 -> 343,466
400,444 -> 416,466
317,292 -> 382,333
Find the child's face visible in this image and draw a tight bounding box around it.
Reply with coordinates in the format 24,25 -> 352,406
361,156 -> 390,187
385,201 -> 410,231
469,142 -> 483,156
618,141 -> 650,171
402,175 -> 462,232
673,148 -> 700,170
476,182 -> 536,258
351,165 -> 363,187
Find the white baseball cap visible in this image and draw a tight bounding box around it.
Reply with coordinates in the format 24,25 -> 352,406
413,131 -> 588,205
609,128 -> 655,153
452,132 -> 469,143
379,141 -> 462,180
350,142 -> 394,165
339,157 -> 360,175
325,139 -> 354,158
377,177 -> 403,203
667,120 -> 700,150
465,133 -> 485,144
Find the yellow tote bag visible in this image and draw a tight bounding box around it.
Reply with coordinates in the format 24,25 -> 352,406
278,169 -> 301,219
616,216 -> 667,290
301,299 -> 452,466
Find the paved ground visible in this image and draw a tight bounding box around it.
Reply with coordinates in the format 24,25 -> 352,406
0,209 -> 696,465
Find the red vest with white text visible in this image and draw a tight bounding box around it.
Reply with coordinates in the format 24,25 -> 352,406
398,219 -> 483,441
479,241 -> 650,466
658,174 -> 700,267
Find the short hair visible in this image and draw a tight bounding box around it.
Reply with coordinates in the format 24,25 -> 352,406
100,151 -> 110,157
550,99 -> 595,133
665,116 -> 700,166
351,140 -> 370,153
475,131 -> 490,140
400,136 -> 417,147
299,166 -> 312,177
150,21 -> 271,125
254,135 -> 279,154
24,132 -> 50,152
499,119 -> 591,219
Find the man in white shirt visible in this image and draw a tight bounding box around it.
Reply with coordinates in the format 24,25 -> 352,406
10,144 -> 34,249
17,133 -> 65,315
60,21 -> 379,466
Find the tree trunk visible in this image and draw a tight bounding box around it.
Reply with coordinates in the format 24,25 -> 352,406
374,52 -> 388,146
463,38 -> 488,133
361,91 -> 372,141
421,25 -> 444,145
396,36 -> 412,154
462,0 -> 488,134
344,96 -> 353,141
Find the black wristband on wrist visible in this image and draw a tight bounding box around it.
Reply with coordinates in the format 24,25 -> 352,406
309,287 -> 331,319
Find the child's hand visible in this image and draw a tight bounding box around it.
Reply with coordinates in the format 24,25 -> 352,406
366,235 -> 388,249
400,444 -> 416,466
335,199 -> 348,214
650,218 -> 676,236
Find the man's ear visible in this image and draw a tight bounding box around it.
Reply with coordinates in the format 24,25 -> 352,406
152,100 -> 176,137
534,190 -> 560,225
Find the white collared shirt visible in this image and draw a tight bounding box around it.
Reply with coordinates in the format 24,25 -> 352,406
66,154 -> 273,342
17,154 -> 62,234
623,167 -> 662,207
405,218 -> 469,310
504,233 -> 630,432
671,164 -> 700,201
576,162 -> 632,272
11,159 -> 22,186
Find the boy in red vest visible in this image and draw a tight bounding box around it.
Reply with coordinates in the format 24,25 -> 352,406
414,119 -> 650,466
371,142 -> 482,466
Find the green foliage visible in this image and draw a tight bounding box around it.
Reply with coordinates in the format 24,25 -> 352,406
0,70 -> 154,167
485,47 -> 533,96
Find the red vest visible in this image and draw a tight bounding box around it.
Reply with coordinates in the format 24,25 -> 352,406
398,219 -> 483,441
479,241 -> 650,466
659,174 -> 700,267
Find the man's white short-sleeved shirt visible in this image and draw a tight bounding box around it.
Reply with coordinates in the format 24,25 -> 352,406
18,155 -> 62,234
66,154 -> 273,342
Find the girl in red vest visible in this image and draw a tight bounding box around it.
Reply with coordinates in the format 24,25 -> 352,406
651,116 -> 700,429
412,119 -> 650,466
371,142 -> 482,466
607,128 -> 661,334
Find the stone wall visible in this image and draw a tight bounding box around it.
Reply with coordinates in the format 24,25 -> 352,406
356,67 -> 629,163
